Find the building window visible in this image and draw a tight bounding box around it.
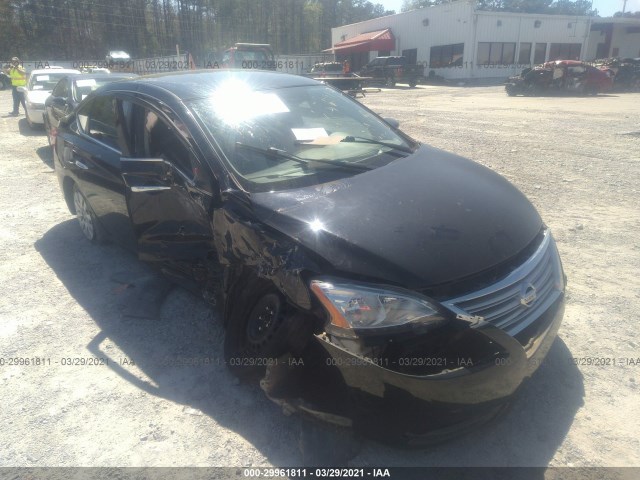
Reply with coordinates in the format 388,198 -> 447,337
477,42 -> 515,66
549,43 -> 582,61
378,51 -> 391,57
429,43 -> 464,67
534,43 -> 547,64
518,43 -> 532,65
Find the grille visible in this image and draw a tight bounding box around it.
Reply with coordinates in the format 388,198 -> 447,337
442,231 -> 564,336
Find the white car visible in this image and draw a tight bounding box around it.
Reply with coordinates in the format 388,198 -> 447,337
20,68 -> 81,128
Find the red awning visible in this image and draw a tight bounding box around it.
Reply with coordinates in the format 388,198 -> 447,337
324,29 -> 395,54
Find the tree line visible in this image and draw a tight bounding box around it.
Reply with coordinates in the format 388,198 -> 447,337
0,0 -> 394,62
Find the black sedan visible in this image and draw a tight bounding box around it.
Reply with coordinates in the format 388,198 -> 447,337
44,73 -> 136,145
52,70 -> 565,444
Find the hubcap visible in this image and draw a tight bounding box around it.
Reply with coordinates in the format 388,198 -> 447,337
74,189 -> 94,240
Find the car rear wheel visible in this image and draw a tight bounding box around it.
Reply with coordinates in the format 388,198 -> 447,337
73,184 -> 100,243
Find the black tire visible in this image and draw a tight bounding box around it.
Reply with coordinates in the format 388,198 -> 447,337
505,85 -> 516,96
408,79 -> 417,88
224,287 -> 294,382
73,184 -> 102,243
44,115 -> 53,146
583,85 -> 598,96
385,76 -> 396,88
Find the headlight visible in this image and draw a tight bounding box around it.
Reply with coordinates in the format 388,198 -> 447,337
310,279 -> 444,332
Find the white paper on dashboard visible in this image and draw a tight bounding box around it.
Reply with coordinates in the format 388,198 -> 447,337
291,128 -> 329,142
76,79 -> 97,87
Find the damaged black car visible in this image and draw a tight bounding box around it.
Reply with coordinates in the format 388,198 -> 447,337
52,70 -> 566,445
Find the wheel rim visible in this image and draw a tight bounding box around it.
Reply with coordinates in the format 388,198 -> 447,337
246,294 -> 283,351
74,188 -> 95,240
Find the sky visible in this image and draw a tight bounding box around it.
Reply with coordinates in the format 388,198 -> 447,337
379,0 -> 640,17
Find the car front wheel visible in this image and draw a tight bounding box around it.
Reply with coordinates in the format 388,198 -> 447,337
224,289 -> 293,381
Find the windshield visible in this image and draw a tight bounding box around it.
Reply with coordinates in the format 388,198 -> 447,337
73,77 -> 126,101
29,72 -> 75,91
190,82 -> 416,193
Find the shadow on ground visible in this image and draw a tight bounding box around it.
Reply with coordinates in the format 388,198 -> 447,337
35,219 -> 584,470
18,117 -> 46,136
36,145 -> 53,169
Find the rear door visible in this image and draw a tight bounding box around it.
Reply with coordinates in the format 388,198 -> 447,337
119,97 -> 218,285
70,94 -> 138,250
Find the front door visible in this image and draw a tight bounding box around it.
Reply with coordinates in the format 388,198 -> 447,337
119,99 -> 218,287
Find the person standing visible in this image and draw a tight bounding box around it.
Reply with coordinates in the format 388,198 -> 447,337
7,57 -> 27,116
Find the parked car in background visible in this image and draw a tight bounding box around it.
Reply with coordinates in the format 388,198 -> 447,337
221,43 -> 276,70
44,72 -> 137,145
309,62 -> 344,77
20,68 -> 81,128
595,57 -> 640,92
359,56 -> 424,87
505,60 -> 612,96
52,70 -> 565,444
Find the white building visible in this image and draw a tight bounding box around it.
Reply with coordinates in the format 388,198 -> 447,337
327,0 -> 640,80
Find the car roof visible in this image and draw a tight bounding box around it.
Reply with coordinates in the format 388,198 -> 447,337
99,69 -> 321,101
72,73 -> 137,82
30,69 -> 81,75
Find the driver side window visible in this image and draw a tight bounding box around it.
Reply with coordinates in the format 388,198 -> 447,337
126,104 -> 198,181
52,78 -> 69,98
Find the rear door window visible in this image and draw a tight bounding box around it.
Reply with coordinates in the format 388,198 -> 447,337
76,95 -> 126,152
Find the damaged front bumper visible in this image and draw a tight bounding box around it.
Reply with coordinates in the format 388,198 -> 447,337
262,294 -> 564,446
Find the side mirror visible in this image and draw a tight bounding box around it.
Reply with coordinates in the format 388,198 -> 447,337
383,117 -> 400,129
17,86 -> 26,93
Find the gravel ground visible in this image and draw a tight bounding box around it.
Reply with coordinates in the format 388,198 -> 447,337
0,85 -> 639,471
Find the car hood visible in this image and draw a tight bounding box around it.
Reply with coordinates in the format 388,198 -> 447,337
250,145 -> 543,288
26,90 -> 52,104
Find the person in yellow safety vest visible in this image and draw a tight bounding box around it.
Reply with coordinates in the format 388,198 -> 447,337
7,57 -> 27,116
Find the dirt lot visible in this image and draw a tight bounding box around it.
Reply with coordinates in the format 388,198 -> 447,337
0,85 -> 639,471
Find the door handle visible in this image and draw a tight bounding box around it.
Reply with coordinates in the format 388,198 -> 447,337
74,160 -> 89,170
